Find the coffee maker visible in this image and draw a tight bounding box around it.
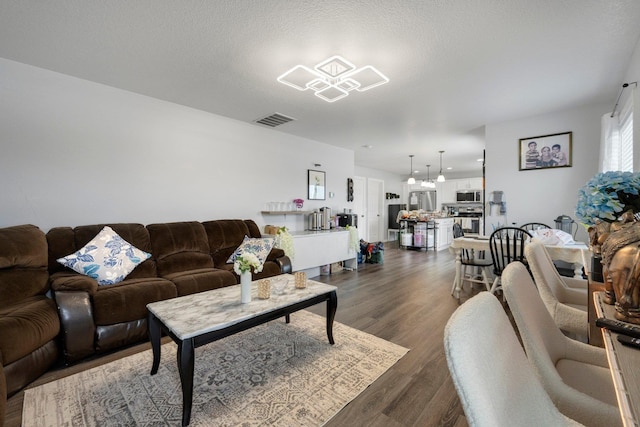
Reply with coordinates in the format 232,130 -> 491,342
320,207 -> 332,230
337,212 -> 357,227
308,210 -> 322,230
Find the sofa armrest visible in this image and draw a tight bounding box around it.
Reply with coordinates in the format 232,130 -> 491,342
276,255 -> 292,274
0,360 -> 6,427
54,291 -> 96,364
51,272 -> 99,295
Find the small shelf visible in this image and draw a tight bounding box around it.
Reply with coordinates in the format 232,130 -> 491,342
261,211 -> 311,215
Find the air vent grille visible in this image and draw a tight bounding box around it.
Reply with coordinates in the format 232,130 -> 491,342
254,113 -> 295,128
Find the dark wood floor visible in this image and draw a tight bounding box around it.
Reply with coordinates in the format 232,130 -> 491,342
6,244 -> 479,427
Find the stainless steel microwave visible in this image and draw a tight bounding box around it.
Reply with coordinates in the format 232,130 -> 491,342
456,190 -> 482,203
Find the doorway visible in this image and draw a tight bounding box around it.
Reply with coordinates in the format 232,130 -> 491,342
353,176 -> 367,241
367,178 -> 384,242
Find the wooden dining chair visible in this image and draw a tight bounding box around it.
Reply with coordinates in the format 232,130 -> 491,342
451,223 -> 493,294
488,227 -> 531,295
520,222 -> 551,232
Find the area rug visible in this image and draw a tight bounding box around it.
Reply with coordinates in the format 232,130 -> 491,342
22,310 -> 408,426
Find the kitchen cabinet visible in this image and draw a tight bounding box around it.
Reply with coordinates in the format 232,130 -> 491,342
289,230 -> 358,273
455,177 -> 483,190
436,181 -> 457,206
399,219 -> 436,251
434,218 -> 454,251
435,177 -> 483,208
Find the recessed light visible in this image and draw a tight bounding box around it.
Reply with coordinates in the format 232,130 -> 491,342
477,158 -> 483,162
362,144 -> 373,149
446,167 -> 453,170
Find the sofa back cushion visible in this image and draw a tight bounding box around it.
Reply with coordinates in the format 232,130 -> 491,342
147,221 -> 213,276
47,223 -> 157,279
202,220 -> 254,267
243,219 -> 263,238
0,224 -> 50,307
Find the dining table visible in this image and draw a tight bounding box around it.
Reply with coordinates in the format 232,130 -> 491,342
449,236 -> 591,299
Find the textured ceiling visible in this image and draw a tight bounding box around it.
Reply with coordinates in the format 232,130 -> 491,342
1,0 -> 640,179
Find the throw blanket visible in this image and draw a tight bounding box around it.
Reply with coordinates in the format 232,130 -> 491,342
530,228 -> 575,246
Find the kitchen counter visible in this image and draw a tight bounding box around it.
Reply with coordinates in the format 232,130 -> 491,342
289,228 -> 351,236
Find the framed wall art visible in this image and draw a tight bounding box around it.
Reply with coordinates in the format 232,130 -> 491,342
519,131 -> 572,171
308,169 -> 326,200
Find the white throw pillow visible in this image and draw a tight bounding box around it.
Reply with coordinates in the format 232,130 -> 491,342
226,235 -> 275,266
57,226 -> 151,285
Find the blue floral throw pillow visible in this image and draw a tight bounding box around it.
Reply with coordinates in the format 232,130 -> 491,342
57,226 -> 151,285
226,235 -> 275,266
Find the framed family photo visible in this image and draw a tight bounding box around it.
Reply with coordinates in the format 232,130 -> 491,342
308,169 -> 326,200
519,131 -> 572,171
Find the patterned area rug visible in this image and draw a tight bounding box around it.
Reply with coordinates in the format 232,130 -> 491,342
22,310 -> 408,426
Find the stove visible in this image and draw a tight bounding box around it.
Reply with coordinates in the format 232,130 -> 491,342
444,203 -> 483,218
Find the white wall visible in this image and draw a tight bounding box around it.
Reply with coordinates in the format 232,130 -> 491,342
485,103 -> 609,242
354,165 -> 404,240
0,58 -> 355,232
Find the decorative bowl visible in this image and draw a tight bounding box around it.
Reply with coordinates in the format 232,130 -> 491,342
272,276 -> 288,295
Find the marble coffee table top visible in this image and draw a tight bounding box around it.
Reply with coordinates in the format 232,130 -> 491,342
147,274 -> 337,340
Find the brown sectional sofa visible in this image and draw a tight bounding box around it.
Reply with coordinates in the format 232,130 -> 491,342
0,225 -> 61,427
0,219 -> 290,426
47,222 -> 180,363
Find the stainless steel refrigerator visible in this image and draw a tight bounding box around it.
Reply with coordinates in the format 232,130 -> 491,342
409,191 -> 437,211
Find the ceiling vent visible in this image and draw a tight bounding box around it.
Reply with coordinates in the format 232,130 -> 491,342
254,113 -> 296,128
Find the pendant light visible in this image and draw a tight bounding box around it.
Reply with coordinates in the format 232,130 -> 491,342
437,150 -> 446,182
407,155 -> 416,184
422,164 -> 435,188
428,164 -> 436,188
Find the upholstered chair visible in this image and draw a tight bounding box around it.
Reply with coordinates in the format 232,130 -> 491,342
525,241 -> 588,340
444,292 -> 583,426
502,262 -> 621,427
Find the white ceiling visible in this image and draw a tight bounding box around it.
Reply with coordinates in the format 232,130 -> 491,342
2,1 -> 640,179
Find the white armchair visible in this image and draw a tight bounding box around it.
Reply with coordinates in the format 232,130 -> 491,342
444,292 -> 583,426
502,262 -> 621,427
525,241 -> 588,340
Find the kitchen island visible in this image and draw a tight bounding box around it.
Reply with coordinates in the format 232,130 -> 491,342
399,217 -> 454,251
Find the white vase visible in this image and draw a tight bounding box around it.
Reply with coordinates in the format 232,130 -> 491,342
240,271 -> 252,303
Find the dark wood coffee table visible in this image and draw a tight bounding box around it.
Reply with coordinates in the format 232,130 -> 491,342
147,274 -> 338,426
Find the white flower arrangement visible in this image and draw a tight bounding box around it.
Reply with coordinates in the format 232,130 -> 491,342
346,225 -> 360,253
233,253 -> 263,275
275,226 -> 295,259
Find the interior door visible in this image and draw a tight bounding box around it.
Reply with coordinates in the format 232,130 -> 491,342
353,176 -> 367,241
367,178 -> 384,242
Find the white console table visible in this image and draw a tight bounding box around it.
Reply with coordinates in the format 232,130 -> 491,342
289,230 -> 358,275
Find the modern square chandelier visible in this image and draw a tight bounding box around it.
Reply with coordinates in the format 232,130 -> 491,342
277,55 -> 389,103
